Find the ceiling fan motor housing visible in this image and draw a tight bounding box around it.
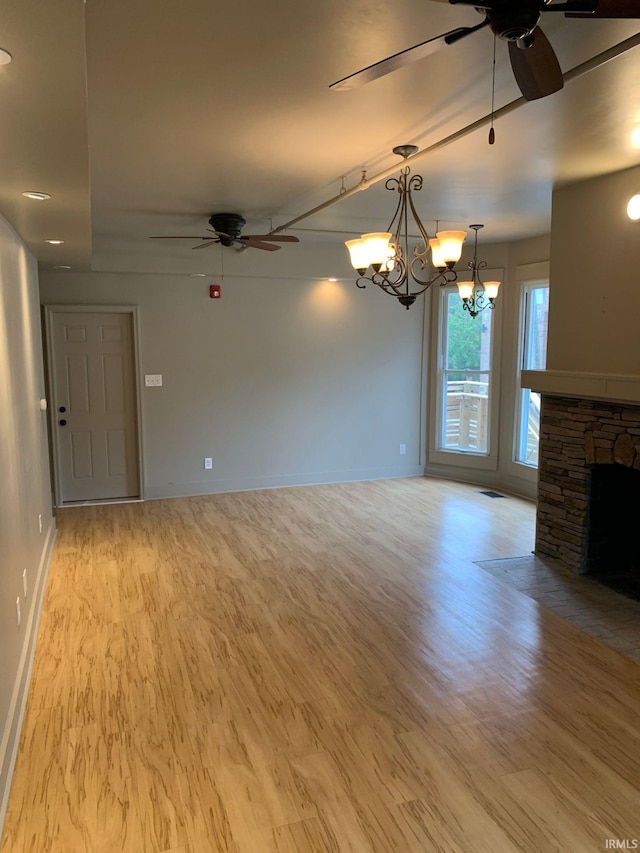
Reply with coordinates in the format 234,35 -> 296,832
208,212 -> 246,245
488,0 -> 540,41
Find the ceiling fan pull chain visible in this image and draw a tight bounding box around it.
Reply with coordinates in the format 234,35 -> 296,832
489,33 -> 497,145
220,243 -> 224,281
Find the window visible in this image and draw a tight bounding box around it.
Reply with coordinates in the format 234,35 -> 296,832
516,283 -> 549,466
438,289 -> 494,455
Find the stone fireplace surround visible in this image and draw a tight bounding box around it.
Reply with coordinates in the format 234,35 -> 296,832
535,394 -> 640,571
521,371 -> 640,573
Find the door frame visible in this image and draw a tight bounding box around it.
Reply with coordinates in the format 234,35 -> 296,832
44,305 -> 146,506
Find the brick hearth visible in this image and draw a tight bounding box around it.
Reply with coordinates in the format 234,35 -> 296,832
536,395 -> 640,571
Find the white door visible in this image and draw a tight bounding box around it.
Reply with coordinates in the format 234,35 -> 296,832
50,311 -> 140,503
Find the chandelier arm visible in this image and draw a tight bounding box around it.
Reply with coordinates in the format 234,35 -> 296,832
384,169 -> 408,282
401,172 -> 411,294
468,258 -> 488,288
379,280 -> 406,297
385,179 -> 404,235
462,299 -> 477,318
375,256 -> 408,291
403,268 -> 457,299
407,178 -> 431,259
356,255 -> 409,293
409,256 -> 459,288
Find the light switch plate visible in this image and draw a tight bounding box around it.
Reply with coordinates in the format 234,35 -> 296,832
145,374 -> 163,387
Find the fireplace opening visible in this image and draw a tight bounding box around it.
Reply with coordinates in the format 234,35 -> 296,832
585,464 -> 640,601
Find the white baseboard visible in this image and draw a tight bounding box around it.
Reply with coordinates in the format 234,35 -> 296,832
145,466 -> 425,500
0,520 -> 57,836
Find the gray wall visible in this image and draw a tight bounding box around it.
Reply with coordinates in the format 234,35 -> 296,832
548,163 -> 640,375
0,215 -> 55,826
40,261 -> 426,499
41,233 -> 557,504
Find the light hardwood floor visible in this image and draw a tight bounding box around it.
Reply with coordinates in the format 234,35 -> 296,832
2,477 -> 640,852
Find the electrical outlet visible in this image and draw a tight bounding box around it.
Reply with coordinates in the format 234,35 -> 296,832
16,597 -> 21,627
23,569 -> 28,598
38,513 -> 42,533
204,457 -> 213,470
399,444 -> 407,455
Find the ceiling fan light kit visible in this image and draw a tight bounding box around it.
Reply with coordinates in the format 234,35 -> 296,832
344,147 -> 499,312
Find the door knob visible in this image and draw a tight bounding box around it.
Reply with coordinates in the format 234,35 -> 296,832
59,419 -> 67,426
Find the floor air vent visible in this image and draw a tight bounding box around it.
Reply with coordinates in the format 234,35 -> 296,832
479,490 -> 506,499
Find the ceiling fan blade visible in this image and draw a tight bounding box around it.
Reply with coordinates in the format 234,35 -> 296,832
509,27 -> 563,101
565,0 -> 640,15
241,240 -> 281,251
542,0 -> 597,10
192,239 -> 220,250
149,235 -> 215,239
242,234 -> 300,242
205,228 -> 236,239
330,21 -> 488,91
445,18 -> 489,45
449,0 -> 495,7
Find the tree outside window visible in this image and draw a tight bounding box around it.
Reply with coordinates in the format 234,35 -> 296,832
439,292 -> 493,454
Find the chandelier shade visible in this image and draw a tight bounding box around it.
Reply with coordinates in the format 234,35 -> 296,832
483,281 -> 501,300
428,237 -> 446,270
457,281 -> 475,300
345,238 -> 369,273
361,232 -> 393,268
434,231 -> 466,265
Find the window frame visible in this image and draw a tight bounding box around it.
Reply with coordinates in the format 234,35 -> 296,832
428,271 -> 503,472
507,261 -> 550,483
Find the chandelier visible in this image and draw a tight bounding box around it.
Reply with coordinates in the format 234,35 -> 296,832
455,224 -> 501,318
345,145 -> 467,310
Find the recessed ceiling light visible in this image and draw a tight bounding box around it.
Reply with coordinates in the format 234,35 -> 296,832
328,277 -> 338,282
189,273 -> 207,277
53,265 -> 71,270
0,49 -> 12,65
22,191 -> 51,201
46,239 -> 64,244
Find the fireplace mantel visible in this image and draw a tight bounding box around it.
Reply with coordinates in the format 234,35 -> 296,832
522,370 -> 640,406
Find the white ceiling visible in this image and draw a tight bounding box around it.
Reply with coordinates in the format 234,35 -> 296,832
0,0 -> 639,274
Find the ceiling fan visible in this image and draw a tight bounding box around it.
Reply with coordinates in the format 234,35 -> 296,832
150,213 -> 299,252
330,0 -> 640,101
